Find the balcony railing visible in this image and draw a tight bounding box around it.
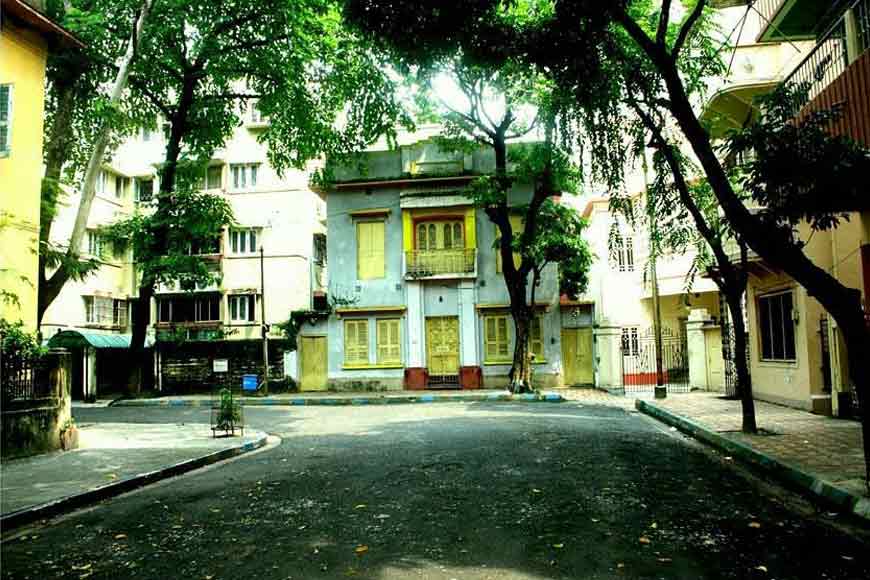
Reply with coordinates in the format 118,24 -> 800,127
405,248 -> 476,278
782,0 -> 869,114
754,0 -> 784,25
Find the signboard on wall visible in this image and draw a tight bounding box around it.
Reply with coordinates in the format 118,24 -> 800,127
213,359 -> 229,373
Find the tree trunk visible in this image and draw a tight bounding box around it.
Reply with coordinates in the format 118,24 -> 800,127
126,279 -> 153,394
510,304 -> 533,394
724,286 -> 756,433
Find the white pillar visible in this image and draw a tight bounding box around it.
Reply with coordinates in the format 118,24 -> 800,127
458,280 -> 478,367
284,350 -> 298,381
85,346 -> 98,400
406,281 -> 425,368
687,308 -> 711,390
594,321 -> 623,390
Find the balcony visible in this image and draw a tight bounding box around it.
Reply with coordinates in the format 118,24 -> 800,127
404,248 -> 477,279
755,0 -> 839,42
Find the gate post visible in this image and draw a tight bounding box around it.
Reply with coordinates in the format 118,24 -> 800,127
594,321 -> 623,394
687,309 -> 711,390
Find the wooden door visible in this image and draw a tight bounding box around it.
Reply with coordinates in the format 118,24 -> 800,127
706,328 -> 724,390
300,336 -> 327,391
426,316 -> 460,376
562,328 -> 594,386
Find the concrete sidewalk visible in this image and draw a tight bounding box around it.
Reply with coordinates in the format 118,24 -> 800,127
1,422 -> 267,528
110,389 -> 565,407
636,392 -> 869,520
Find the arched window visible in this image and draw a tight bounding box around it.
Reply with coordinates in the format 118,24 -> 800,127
452,223 -> 463,248
428,224 -> 437,249
443,223 -> 453,249
417,223 -> 427,250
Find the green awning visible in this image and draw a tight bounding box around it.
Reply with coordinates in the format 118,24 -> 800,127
47,330 -> 153,350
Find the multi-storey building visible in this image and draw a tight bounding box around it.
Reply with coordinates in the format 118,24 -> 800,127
702,0 -> 870,415
293,128 -> 596,391
44,103 -> 326,397
0,0 -> 82,330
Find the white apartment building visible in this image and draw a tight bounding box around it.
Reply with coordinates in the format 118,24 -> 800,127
45,103 -> 326,398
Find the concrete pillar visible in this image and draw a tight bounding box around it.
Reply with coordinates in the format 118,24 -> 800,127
458,280 -> 478,367
84,346 -> 98,401
284,350 -> 298,381
406,281 -> 425,368
687,308 -> 711,390
594,321 -> 623,391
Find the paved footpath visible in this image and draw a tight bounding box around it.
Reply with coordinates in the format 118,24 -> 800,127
640,392 -> 868,499
1,422 -> 267,519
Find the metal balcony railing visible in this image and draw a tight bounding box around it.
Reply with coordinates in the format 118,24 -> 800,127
782,0 -> 869,114
405,248 -> 476,277
754,0 -> 784,25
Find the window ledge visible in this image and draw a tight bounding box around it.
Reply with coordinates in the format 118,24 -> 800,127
342,363 -> 404,370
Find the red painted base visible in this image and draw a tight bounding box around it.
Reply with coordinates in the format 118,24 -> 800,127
459,366 -> 482,390
404,368 -> 428,390
623,371 -> 672,386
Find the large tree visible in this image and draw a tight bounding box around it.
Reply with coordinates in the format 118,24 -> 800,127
345,0 -> 870,479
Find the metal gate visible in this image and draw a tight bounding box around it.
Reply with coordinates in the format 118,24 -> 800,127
721,293 -> 749,399
621,327 -> 690,394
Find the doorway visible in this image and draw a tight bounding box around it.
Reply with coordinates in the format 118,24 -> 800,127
562,328 -> 593,386
300,336 -> 328,391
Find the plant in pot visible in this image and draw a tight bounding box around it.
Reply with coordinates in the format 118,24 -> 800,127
60,418 -> 79,451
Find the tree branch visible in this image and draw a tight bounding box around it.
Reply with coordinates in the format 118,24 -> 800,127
657,0 -> 673,46
673,0 -> 707,59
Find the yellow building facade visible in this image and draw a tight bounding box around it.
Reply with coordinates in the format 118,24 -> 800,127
0,0 -> 82,329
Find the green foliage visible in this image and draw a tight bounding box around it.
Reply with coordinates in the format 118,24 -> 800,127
0,319 -> 46,362
726,84 -> 870,235
216,388 -> 242,431
528,200 -> 594,298
102,187 -> 234,290
276,294 -> 357,351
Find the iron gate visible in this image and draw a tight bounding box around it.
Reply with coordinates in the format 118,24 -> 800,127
621,327 -> 690,394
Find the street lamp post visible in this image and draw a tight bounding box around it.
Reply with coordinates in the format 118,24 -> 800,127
260,245 -> 269,395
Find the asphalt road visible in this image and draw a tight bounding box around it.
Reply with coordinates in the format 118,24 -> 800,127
2,401 -> 869,579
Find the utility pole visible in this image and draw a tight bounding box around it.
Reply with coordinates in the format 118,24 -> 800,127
643,152 -> 667,399
260,245 -> 269,395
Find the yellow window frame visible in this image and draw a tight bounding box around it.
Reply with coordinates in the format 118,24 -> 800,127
483,314 -> 511,363
344,319 -> 369,366
357,220 -> 385,280
376,318 -> 402,365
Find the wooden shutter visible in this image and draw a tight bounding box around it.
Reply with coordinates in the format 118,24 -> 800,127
377,319 -> 401,364
344,319 -> 369,366
484,315 -> 510,362
357,221 -> 385,279
530,315 -> 544,360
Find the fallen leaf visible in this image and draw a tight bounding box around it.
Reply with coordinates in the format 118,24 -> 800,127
841,555 -> 854,561
107,473 -> 118,480
531,488 -> 542,494
591,518 -> 600,523
649,522 -> 658,529
552,543 -> 564,549
754,565 -> 768,572
657,557 -> 672,563
354,504 -> 367,509
71,564 -> 92,571
639,536 -> 651,544
616,563 -> 625,569
354,545 -> 369,555
114,534 -> 127,540
748,522 -> 762,529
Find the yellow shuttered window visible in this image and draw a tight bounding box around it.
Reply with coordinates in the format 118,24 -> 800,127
344,319 -> 369,366
357,221 -> 385,280
530,315 -> 544,361
484,315 -> 510,363
495,214 -> 524,273
376,318 -> 401,365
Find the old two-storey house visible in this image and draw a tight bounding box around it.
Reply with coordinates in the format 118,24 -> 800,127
293,128 -> 595,391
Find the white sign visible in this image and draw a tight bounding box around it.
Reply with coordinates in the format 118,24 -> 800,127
213,359 -> 229,373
